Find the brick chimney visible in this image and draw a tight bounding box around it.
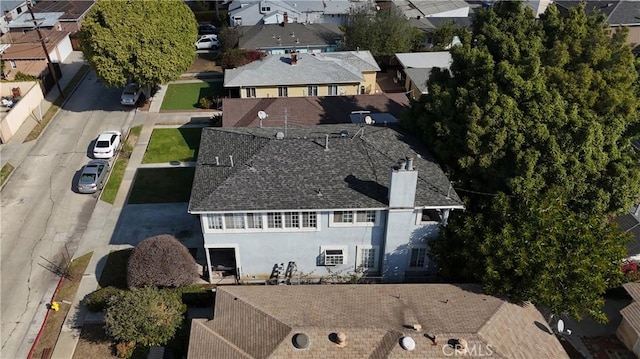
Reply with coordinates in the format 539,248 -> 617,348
291,51 -> 298,66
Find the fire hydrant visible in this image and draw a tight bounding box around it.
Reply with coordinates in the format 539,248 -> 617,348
50,302 -> 59,312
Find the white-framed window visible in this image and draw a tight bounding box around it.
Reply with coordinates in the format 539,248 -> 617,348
205,211 -> 318,232
420,209 -> 442,223
245,87 -> 256,98
278,86 -> 288,97
284,212 -> 299,228
10,60 -> 17,69
330,210 -> 377,226
328,84 -> 338,96
320,246 -> 347,266
247,213 -> 263,229
267,212 -> 283,228
333,211 -> 353,223
224,213 -> 245,229
301,212 -> 317,228
356,245 -> 379,271
307,85 -> 318,96
409,247 -> 428,268
206,214 -> 223,230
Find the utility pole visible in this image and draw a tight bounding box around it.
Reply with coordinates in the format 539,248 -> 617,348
27,0 -> 64,98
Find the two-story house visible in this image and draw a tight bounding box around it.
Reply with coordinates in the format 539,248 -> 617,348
0,0 -> 28,34
188,124 -> 464,283
228,0 -> 370,27
224,50 -> 380,98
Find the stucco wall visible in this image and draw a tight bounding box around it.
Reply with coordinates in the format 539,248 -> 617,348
202,209 -> 441,281
0,81 -> 43,143
241,83 -> 361,98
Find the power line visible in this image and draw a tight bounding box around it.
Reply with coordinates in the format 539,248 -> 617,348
26,0 -> 64,98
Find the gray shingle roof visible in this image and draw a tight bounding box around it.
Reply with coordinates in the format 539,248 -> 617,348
224,51 -> 379,87
188,124 -> 463,213
615,212 -> 640,256
238,23 -> 343,50
187,284 -> 570,359
554,1 -> 640,26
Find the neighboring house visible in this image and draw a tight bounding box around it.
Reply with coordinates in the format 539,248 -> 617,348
221,93 -> 409,127
228,0 -> 370,27
224,50 -> 380,98
392,51 -> 452,100
29,0 -> 95,33
618,282 -> 640,356
555,0 -> 640,52
393,0 -> 470,19
7,11 -> 65,33
187,284 -> 570,358
0,0 -> 28,34
615,205 -> 640,261
1,29 -> 71,80
238,22 -> 343,54
187,124 -> 465,283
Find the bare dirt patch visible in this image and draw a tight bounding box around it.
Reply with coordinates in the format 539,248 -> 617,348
187,53 -> 223,74
72,324 -> 118,359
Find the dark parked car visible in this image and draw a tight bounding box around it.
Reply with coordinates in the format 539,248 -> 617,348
198,24 -> 218,35
77,160 -> 110,194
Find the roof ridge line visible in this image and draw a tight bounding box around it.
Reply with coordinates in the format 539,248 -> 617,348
193,319 -> 254,359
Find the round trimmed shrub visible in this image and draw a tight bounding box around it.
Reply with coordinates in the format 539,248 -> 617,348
127,234 -> 199,289
84,286 -> 124,312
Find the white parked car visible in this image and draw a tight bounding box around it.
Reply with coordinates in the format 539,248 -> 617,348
195,34 -> 220,50
120,83 -> 143,106
93,130 -> 122,159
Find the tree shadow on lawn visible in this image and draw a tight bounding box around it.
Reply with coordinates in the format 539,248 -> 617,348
178,127 -> 202,159
194,83 -> 223,108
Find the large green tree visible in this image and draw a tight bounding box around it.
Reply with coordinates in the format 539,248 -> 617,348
403,2 -> 640,214
403,1 -> 640,321
105,286 -> 184,347
429,189 -> 630,323
80,0 -> 197,89
342,7 -> 424,56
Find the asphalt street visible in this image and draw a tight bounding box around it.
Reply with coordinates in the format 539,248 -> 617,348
0,70 -> 134,359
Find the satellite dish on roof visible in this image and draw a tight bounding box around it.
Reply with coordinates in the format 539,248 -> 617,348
258,111 -> 268,120
364,115 -> 374,125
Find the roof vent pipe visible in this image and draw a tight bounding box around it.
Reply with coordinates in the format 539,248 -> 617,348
336,332 -> 347,347
406,157 -> 414,171
215,156 -> 219,166
325,134 -> 329,151
229,155 -> 234,167
398,159 -> 406,171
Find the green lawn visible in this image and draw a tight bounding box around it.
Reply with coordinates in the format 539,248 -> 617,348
160,82 -> 223,111
127,168 -> 195,204
142,128 -> 202,163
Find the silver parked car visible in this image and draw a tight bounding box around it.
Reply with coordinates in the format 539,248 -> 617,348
77,160 -> 110,194
120,82 -> 143,106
